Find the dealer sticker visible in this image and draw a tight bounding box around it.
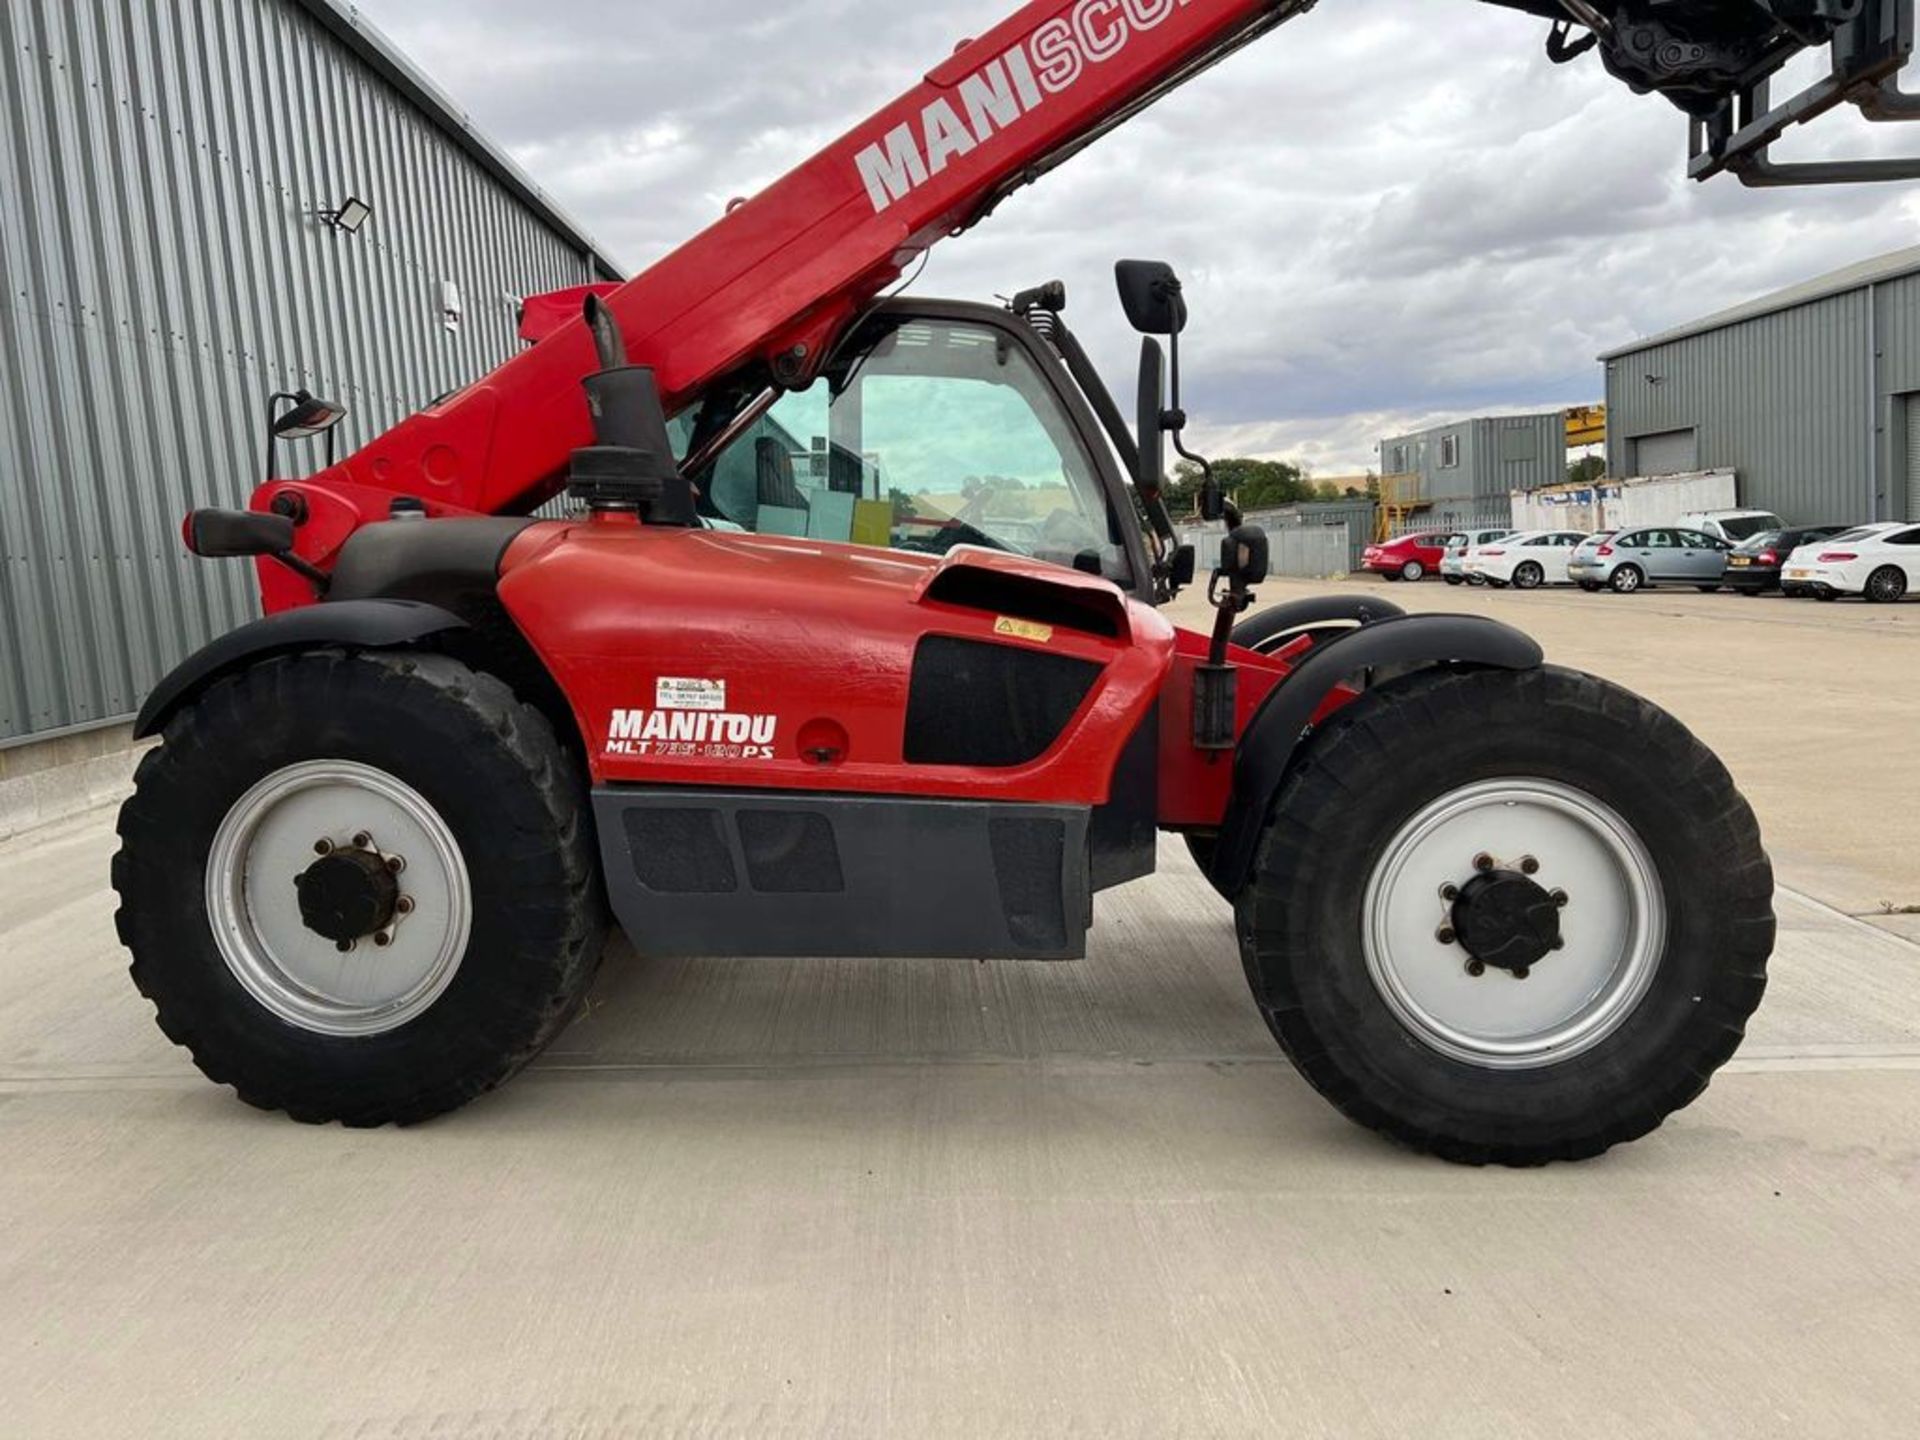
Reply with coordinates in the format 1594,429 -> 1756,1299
657,677 -> 727,712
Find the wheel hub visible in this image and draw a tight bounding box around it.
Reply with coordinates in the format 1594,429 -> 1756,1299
295,846 -> 400,944
1451,869 -> 1561,974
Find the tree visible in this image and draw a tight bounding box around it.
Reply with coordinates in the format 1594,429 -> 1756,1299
1170,457 -> 1314,515
1567,454 -> 1606,487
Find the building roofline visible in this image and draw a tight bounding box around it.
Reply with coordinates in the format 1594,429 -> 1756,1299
1376,409 -> 1568,449
1598,244 -> 1920,361
289,0 -> 624,283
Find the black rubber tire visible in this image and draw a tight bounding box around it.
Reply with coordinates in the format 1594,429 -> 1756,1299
1865,566 -> 1908,605
1609,565 -> 1644,595
1697,585 -> 1722,595
1400,560 -> 1426,583
1235,664 -> 1773,1167
1578,582 -> 1602,593
1513,562 -> 1545,591
1444,576 -> 1465,587
113,650 -> 607,1126
1815,590 -> 1838,603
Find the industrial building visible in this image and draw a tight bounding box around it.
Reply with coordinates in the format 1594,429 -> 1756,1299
0,0 -> 619,749
1602,245 -> 1920,526
1376,412 -> 1567,531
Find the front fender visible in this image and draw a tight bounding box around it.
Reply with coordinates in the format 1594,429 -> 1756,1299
1207,614 -> 1543,898
135,600 -> 468,739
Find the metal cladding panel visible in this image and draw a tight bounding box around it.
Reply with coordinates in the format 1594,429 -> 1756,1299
0,0 -> 608,742
1604,289 -> 1877,526
1474,414 -> 1565,501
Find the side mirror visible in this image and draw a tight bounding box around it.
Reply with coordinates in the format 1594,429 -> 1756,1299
1219,524 -> 1271,588
182,508 -> 296,560
1166,544 -> 1197,592
271,390 -> 347,441
1136,338 -> 1166,503
1116,259 -> 1187,336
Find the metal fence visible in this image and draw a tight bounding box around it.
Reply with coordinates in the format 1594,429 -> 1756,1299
1178,520 -> 1353,579
0,0 -> 615,744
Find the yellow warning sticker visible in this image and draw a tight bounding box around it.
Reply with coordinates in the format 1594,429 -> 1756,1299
994,616 -> 1054,644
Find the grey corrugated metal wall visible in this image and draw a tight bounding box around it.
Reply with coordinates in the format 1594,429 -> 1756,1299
1605,272 -> 1920,524
1378,413 -> 1565,530
0,0 -> 610,743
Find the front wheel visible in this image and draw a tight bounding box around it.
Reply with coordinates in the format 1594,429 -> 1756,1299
114,651 -> 607,1125
1236,665 -> 1772,1166
1444,575 -> 1465,587
1512,562 -> 1545,591
1578,581 -> 1602,593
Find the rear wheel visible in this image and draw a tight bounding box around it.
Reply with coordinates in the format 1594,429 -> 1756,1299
1696,585 -> 1722,594
114,650 -> 607,1125
1401,560 -> 1426,582
1609,565 -> 1644,595
1236,665 -> 1772,1166
1865,566 -> 1908,604
1513,562 -> 1545,591
1578,581 -> 1602,593
1444,575 -> 1465,587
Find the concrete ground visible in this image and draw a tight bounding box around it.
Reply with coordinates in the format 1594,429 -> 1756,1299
3,581 -> 1917,1438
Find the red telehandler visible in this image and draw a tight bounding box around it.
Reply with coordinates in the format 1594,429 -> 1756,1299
113,1 -> 1920,1162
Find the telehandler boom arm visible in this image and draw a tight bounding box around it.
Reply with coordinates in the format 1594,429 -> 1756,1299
259,0 -> 1919,594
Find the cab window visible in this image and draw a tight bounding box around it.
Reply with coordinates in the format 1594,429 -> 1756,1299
693,318 -> 1131,585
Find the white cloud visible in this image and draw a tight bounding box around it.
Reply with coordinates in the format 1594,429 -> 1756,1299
355,0 -> 1920,470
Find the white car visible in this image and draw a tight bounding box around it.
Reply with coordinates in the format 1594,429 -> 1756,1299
1679,509 -> 1786,544
1441,528 -> 1513,586
1465,530 -> 1590,589
1782,522 -> 1919,603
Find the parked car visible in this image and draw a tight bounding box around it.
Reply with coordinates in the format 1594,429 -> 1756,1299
1783,522 -> 1920,603
1722,525 -> 1852,596
1361,532 -> 1451,582
1679,509 -> 1786,544
1567,527 -> 1733,593
1465,530 -> 1589,589
1570,532 -> 1618,592
1441,528 -> 1513,586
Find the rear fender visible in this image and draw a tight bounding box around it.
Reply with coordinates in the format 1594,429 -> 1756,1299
135,600 -> 467,739
1206,615 -> 1544,898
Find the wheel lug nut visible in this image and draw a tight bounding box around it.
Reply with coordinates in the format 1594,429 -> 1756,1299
313,839 -> 334,856
1552,889 -> 1569,908
1466,960 -> 1487,978
396,896 -> 415,916
374,933 -> 392,948
1436,926 -> 1457,946
1513,966 -> 1531,980
1440,884 -> 1460,902
1473,853 -> 1495,873
352,832 -> 373,850
1520,856 -> 1540,876
386,855 -> 406,874
336,940 -> 355,954
1550,938 -> 1566,952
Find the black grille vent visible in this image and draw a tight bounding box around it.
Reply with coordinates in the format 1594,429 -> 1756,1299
624,809 -> 737,894
904,637 -> 1102,768
739,811 -> 845,894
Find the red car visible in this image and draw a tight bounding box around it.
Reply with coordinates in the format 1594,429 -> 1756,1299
1362,533 -> 1451,582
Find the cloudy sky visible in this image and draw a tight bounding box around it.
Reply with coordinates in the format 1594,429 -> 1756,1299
357,0 -> 1920,474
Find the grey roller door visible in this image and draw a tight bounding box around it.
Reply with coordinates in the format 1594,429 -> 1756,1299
1907,398 -> 1920,521
1633,429 -> 1699,477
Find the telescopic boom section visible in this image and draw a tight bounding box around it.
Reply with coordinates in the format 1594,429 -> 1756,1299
275,0 -> 1312,527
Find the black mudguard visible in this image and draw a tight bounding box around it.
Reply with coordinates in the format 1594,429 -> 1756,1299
135,600 -> 468,739
1206,614 -> 1544,898
1229,594 -> 1407,650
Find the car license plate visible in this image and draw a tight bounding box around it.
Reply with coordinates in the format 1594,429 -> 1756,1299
1729,557 -> 1751,567
1787,568 -> 1812,580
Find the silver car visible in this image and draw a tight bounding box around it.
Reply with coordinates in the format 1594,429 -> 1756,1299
1566,527 -> 1733,594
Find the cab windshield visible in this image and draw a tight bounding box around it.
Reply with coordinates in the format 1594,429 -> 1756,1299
688,317 -> 1133,586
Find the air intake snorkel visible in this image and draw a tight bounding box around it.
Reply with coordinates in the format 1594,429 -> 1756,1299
569,296 -> 695,524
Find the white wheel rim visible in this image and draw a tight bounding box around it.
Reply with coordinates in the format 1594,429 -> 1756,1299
1362,779 -> 1666,1070
206,761 -> 473,1037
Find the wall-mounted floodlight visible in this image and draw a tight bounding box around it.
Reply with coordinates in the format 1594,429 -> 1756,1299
317,196 -> 373,234
264,389 -> 349,483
